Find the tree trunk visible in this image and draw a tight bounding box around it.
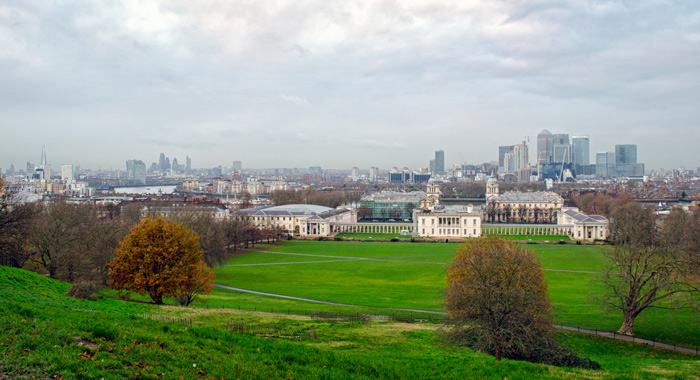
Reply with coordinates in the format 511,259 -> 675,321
494,338 -> 502,361
617,311 -> 636,336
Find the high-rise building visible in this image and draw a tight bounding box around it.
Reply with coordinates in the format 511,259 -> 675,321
552,134 -> 571,164
186,156 -> 192,171
369,167 -> 379,181
596,152 -> 616,178
615,144 -> 637,166
498,145 -> 514,171
126,160 -> 146,185
537,129 -> 554,165
500,141 -> 529,173
434,150 -> 445,176
158,153 -> 167,171
39,146 -> 50,180
572,136 -> 590,166
513,142 -> 528,171
351,167 -> 360,180
61,165 -> 74,182
615,144 -> 643,176
232,161 -> 242,172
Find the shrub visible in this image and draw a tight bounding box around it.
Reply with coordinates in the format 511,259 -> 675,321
67,281 -> 102,301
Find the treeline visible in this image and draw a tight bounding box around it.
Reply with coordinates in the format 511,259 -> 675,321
568,192 -> 635,217
268,188 -> 361,208
0,179 -> 281,287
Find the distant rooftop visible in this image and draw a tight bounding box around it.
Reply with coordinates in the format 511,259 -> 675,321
495,191 -> 563,203
563,209 -> 608,223
236,204 -> 334,217
362,190 -> 427,202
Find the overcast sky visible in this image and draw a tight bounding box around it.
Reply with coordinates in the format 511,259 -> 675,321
1,1 -> 699,172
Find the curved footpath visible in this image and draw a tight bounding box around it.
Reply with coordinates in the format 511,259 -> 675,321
213,283 -> 699,355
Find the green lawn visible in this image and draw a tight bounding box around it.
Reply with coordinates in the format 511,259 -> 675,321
3,265 -> 700,379
484,234 -> 573,241
338,233 -> 416,239
214,241 -> 700,348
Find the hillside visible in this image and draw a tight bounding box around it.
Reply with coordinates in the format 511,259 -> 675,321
1,265 -> 699,379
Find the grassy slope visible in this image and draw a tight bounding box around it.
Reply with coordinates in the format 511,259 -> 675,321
2,265 -> 699,379
215,241 -> 700,347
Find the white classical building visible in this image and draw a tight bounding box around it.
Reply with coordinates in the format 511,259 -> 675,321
235,204 -> 356,237
412,183 -> 483,238
558,207 -> 609,241
485,178 -> 564,223
482,179 -> 609,241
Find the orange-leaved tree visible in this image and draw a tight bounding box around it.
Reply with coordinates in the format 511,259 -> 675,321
108,216 -> 214,305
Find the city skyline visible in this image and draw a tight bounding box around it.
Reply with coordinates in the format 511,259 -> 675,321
2,1 -> 700,170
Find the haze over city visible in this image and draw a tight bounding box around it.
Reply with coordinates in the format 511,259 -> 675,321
2,1 -> 700,170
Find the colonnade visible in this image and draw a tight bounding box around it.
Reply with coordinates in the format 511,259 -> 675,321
483,224 -> 573,237
331,223 -> 414,234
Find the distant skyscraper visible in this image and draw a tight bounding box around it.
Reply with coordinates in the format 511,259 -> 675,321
369,167 -> 378,180
615,144 -> 637,166
434,150 -> 445,176
552,133 -> 571,164
500,141 -> 529,173
537,129 -> 554,165
186,156 -> 192,171
158,153 -> 166,171
615,144 -> 643,176
126,160 -> 146,185
498,145 -> 514,171
61,165 -> 74,182
232,161 -> 242,172
514,143 -> 529,171
351,167 -> 360,180
172,158 -> 179,172
572,135 -> 590,166
596,152 -> 616,177
39,146 -> 50,180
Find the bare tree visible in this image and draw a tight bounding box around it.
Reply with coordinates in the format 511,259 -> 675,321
169,211 -> 227,267
357,206 -> 372,221
599,201 -> 696,336
485,201 -> 497,223
518,204 -> 529,223
0,179 -> 36,267
27,202 -> 92,280
445,238 -> 553,361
